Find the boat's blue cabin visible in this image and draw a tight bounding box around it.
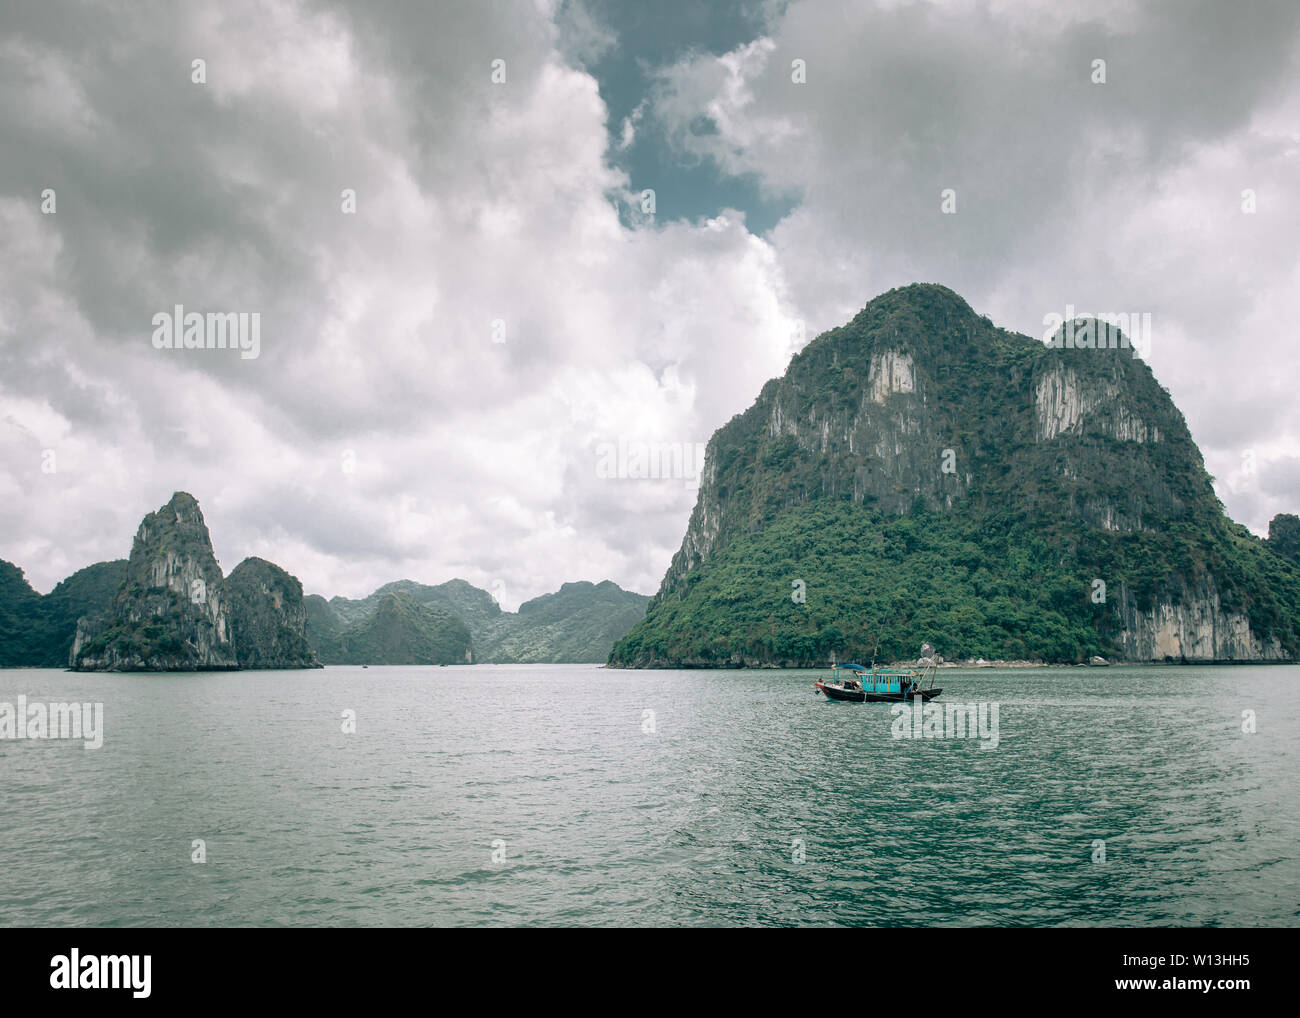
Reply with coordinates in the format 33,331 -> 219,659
870,671 -> 901,692
834,665 -> 916,693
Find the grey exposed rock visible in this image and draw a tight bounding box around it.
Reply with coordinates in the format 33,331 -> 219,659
71,493 -> 319,671
71,492 -> 236,671
226,557 -> 320,669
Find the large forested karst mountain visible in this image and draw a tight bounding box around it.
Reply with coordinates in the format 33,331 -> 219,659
610,284 -> 1300,667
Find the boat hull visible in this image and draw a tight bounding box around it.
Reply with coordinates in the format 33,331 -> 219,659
814,681 -> 942,703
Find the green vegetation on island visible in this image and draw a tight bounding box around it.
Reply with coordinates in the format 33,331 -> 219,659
611,284 -> 1300,667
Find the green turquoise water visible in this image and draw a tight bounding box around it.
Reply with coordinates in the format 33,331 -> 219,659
1,664 -> 1296,926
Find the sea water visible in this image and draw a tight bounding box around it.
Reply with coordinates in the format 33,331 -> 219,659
1,663 -> 1296,927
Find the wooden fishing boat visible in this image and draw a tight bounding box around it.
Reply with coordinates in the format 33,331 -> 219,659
813,662 -> 941,703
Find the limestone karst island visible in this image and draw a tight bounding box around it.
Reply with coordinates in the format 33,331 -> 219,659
610,284 -> 1300,668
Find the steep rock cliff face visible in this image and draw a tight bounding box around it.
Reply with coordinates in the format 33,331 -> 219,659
614,284 -> 1300,666
71,492 -> 236,671
659,340 -> 962,598
1113,576 -> 1287,662
226,557 -> 320,669
1024,350 -> 1195,535
1033,363 -> 1158,444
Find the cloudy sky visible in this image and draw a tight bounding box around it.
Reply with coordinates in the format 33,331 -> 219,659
1,0 -> 1297,606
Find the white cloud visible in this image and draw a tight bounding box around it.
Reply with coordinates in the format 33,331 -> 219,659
2,0 -> 1297,608
0,0 -> 800,603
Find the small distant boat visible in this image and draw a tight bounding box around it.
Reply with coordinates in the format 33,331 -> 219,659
814,662 -> 941,703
